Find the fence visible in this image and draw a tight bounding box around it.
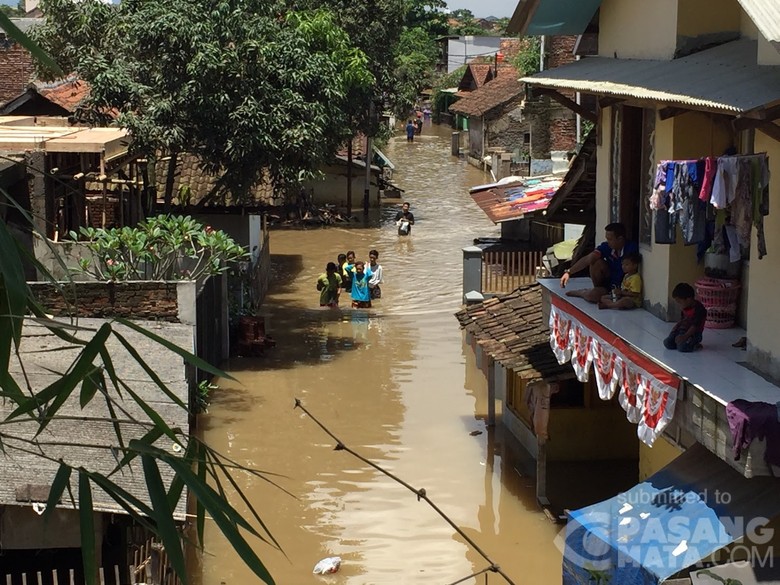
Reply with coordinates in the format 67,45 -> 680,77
129,538 -> 181,585
1,537 -> 180,585
481,249 -> 544,295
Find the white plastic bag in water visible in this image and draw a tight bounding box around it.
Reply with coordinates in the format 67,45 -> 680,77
312,556 -> 342,575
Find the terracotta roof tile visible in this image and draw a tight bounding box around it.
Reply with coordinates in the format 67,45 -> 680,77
35,78 -> 89,113
455,282 -> 574,380
449,68 -> 523,117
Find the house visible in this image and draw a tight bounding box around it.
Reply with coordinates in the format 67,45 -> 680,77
0,308 -> 201,585
449,37 -> 582,177
0,77 -> 90,117
466,0 -> 780,582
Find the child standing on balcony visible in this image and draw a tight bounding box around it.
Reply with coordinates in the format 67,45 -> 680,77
598,252 -> 643,310
664,282 -> 707,352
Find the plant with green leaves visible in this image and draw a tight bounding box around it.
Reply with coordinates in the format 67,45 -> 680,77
70,215 -> 248,282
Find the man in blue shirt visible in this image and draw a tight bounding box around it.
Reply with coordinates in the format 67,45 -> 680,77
559,223 -> 639,304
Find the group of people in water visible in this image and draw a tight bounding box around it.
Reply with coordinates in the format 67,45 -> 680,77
317,249 -> 384,309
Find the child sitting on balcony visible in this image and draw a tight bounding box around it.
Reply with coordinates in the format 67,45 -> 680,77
598,252 -> 643,310
664,282 -> 707,352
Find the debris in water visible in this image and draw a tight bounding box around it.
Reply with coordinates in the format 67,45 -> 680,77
313,556 -> 342,575
469,430 -> 483,436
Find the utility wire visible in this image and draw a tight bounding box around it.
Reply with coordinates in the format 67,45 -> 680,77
294,398 -> 518,585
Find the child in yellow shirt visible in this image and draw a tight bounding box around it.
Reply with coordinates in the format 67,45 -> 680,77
599,252 -> 642,310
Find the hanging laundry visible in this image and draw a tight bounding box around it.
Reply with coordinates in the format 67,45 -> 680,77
698,156 -> 717,202
653,153 -> 769,257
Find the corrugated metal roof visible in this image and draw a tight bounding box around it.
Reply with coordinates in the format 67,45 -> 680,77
469,176 -> 563,223
521,39 -> 780,114
738,0 -> 780,47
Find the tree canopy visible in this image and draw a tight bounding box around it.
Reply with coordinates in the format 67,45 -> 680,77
32,0 -> 374,201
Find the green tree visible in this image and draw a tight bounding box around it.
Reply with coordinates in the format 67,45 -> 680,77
393,26 -> 440,116
0,3 -> 25,17
31,0 -> 373,203
448,9 -> 486,36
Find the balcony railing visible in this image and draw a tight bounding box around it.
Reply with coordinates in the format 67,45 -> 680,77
482,249 -> 544,295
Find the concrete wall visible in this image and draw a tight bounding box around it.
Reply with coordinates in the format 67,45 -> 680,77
676,0 -> 741,55
638,435 -> 683,481
302,163 -> 381,210
758,34 -> 780,66
599,0 -> 678,59
746,132 -> 780,381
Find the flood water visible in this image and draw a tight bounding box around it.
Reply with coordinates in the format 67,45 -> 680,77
197,123 -> 563,584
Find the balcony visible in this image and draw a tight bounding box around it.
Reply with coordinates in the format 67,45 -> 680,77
538,277 -> 780,478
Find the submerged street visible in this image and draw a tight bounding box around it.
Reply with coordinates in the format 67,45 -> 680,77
198,124 -> 562,584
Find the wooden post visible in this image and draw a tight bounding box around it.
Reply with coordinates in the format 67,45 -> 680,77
487,358 -> 496,425
100,155 -> 107,228
537,439 -> 549,506
150,542 -> 163,585
346,140 -> 353,217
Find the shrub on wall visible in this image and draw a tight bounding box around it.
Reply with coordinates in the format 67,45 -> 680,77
70,215 -> 248,281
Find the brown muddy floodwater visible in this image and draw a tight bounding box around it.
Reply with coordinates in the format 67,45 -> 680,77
197,123 -> 563,584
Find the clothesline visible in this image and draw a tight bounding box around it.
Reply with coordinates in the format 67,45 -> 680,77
651,152 -> 770,258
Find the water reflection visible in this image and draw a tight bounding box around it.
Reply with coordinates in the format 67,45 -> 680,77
197,125 -> 562,585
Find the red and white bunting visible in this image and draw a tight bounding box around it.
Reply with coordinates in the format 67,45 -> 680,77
637,377 -> 677,446
549,305 -> 574,364
592,339 -> 620,400
617,359 -> 642,424
571,323 -> 594,382
549,300 -> 680,447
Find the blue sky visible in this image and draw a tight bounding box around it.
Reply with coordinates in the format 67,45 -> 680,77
446,0 -> 513,18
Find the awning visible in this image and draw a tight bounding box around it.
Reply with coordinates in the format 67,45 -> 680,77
521,39 -> 780,117
469,128 -> 596,225
508,0 -> 601,35
470,176 -> 564,224
563,444 -> 780,585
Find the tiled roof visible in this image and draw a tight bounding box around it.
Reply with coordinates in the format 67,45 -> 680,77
458,63 -> 494,92
34,77 -> 89,113
455,282 -> 575,380
449,68 -> 523,117
155,153 -> 276,206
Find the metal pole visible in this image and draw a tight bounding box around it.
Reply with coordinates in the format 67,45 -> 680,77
364,102 -> 374,216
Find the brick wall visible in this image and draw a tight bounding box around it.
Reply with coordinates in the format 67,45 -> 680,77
0,41 -> 34,106
546,35 -> 577,69
30,281 -> 181,321
549,109 -> 578,152
86,197 -> 120,228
